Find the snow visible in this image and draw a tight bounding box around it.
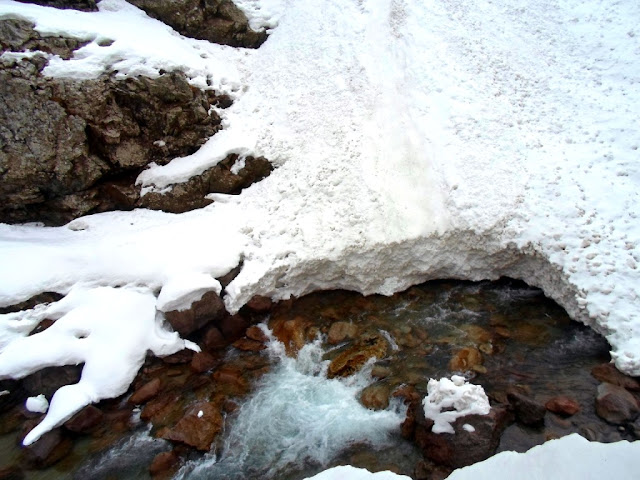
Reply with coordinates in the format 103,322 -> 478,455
25,394 -> 49,414
422,376 -> 490,434
445,434 -> 640,480
0,0 -> 639,445
303,466 -> 410,480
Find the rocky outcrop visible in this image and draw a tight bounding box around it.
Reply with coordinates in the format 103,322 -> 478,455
128,0 -> 267,48
0,19 -> 272,224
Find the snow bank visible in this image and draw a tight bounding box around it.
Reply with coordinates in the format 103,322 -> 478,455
446,434 -> 640,480
422,376 -> 490,434
1,0 -> 640,443
304,466 -> 410,480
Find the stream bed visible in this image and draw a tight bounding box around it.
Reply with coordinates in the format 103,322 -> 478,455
0,278 -> 636,479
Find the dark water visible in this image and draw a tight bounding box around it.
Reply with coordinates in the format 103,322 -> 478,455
0,279 -> 625,479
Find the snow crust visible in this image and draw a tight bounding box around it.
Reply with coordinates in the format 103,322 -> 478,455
422,376 -> 490,434
303,466 -> 410,480
1,0 -> 640,444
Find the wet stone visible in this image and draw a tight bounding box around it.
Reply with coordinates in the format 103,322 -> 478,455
327,333 -> 388,378
246,325 -> 269,343
270,316 -> 310,356
201,325 -> 227,351
545,396 -> 580,416
190,351 -> 218,373
149,450 -> 180,477
219,314 -> 250,342
63,405 -> 103,433
164,291 -> 226,336
591,363 -> 640,392
232,337 -> 267,352
507,391 -> 546,427
160,402 -> 223,451
22,429 -> 72,468
595,383 -> 640,425
245,295 -> 273,313
128,378 -> 162,405
360,383 -> 391,410
0,466 -> 24,480
449,347 -> 483,372
328,321 -> 358,344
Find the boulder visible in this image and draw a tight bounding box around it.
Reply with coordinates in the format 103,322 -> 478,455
128,378 -> 162,405
164,291 -> 226,337
327,333 -> 388,378
360,383 -> 391,410
448,347 -> 483,372
232,337 -> 267,352
328,321 -> 358,344
190,352 -> 218,373
201,325 -> 227,351
63,405 -> 103,433
245,295 -> 273,312
507,391 -> 546,427
245,325 -> 269,343
545,396 -> 580,416
271,316 -> 310,356
595,383 -> 640,425
160,402 -> 223,451
22,428 -> 72,468
219,314 -> 250,341
149,450 -> 180,477
22,365 -> 82,398
591,363 -> 640,392
127,0 -> 267,48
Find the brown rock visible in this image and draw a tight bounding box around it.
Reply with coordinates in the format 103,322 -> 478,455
449,347 -> 483,372
461,325 -> 492,344
246,325 -> 269,343
507,391 -> 546,427
161,350 -> 193,364
213,366 -> 249,395
232,337 -> 267,352
22,429 -> 72,468
63,405 -> 103,433
201,325 -> 227,351
161,402 -> 223,451
327,333 -> 388,378
360,383 -> 391,410
245,295 -> 273,312
219,314 -> 249,341
271,316 -> 310,356
545,396 -> 580,416
141,393 -> 182,428
129,378 -> 162,405
595,383 -> 640,425
0,466 -> 24,480
190,352 -> 218,373
328,321 -> 358,344
592,363 -> 640,391
164,291 -> 226,337
149,450 -> 179,477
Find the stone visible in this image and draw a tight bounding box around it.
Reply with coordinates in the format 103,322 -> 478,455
507,391 -> 546,427
128,378 -> 162,405
219,314 -> 250,341
212,366 -> 249,395
245,295 -> 273,312
413,405 -> 511,469
201,325 -> 227,351
164,291 -> 226,337
591,363 -> 640,391
245,325 -> 269,343
271,316 -> 310,356
21,365 -> 82,398
0,466 -> 24,480
15,1 -> 97,11
545,396 -> 580,416
360,383 -> 391,410
22,428 -> 72,468
160,402 -> 223,451
595,383 -> 640,425
149,450 -> 179,477
448,347 -> 483,372
461,325 -> 492,344
327,333 -> 388,378
141,393 -> 183,428
190,352 -> 218,373
127,0 -> 267,48
63,405 -> 103,433
328,321 -> 358,344
161,350 -> 194,364
232,337 -> 267,352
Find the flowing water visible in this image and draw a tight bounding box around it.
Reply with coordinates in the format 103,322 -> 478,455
0,279 -> 630,479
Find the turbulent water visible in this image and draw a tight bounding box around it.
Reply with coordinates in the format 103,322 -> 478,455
177,333 -> 406,480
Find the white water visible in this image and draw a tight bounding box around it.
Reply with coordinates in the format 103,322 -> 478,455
177,331 -> 406,480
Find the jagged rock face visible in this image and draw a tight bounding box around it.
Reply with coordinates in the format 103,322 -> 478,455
0,19 -> 272,225
14,0 -> 97,11
128,0 -> 267,48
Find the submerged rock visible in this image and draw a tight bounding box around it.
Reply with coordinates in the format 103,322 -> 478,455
545,396 -> 580,417
595,383 -> 640,425
328,321 -> 359,344
591,363 -> 640,392
448,347 -> 483,372
507,391 -> 546,427
327,333 -> 389,378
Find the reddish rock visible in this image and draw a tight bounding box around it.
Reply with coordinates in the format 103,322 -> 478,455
63,405 -> 103,433
508,391 -> 546,427
190,351 -> 218,373
327,333 -> 388,378
449,347 -> 483,372
212,366 -> 249,395
595,383 -> 640,425
164,291 -> 226,336
232,337 -> 266,352
202,325 -> 227,351
161,350 -> 193,364
141,393 -> 182,427
246,325 -> 269,343
413,405 -> 511,468
545,396 -> 580,416
219,314 -> 249,341
103,409 -> 133,433
0,466 -> 24,480
129,378 -> 162,405
591,363 -> 640,391
245,295 -> 273,312
161,402 -> 223,451
271,316 -> 310,355
328,321 -> 358,345
360,383 -> 391,410
22,429 -> 72,468
149,450 -> 179,477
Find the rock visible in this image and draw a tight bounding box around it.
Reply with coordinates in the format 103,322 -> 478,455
245,295 -> 273,312
63,405 -> 103,433
595,383 -> 640,425
127,0 -> 267,48
232,337 -> 267,352
448,347 -> 483,372
128,378 -> 162,405
22,365 -> 82,398
328,321 -> 358,344
219,314 -> 249,341
190,352 -> 218,373
160,402 -> 223,451
141,393 -> 183,428
0,18 -> 87,59
201,325 -> 227,351
327,333 -> 388,378
14,1 -> 97,11
360,383 -> 391,410
0,466 -> 24,480
545,396 -> 580,416
591,363 -> 640,391
161,350 -> 194,364
507,391 -> 546,427
245,325 -> 269,343
413,405 -> 511,468
164,291 -> 226,336
212,366 -> 248,395
461,325 -> 492,344
149,450 -> 179,477
271,316 -> 310,356
22,429 -> 72,468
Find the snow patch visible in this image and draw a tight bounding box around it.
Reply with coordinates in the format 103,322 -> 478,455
304,466 -> 411,480
26,394 -> 49,414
